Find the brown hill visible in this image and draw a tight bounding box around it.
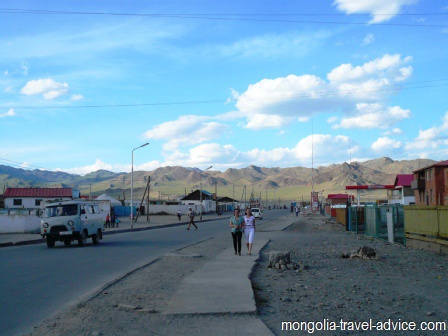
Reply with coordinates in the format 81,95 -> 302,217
0,157 -> 437,201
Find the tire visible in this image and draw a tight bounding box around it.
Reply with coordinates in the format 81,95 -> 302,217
64,239 -> 71,246
78,230 -> 87,247
46,236 -> 55,248
92,229 -> 101,245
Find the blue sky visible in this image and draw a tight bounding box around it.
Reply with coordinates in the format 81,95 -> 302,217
1,0 -> 448,175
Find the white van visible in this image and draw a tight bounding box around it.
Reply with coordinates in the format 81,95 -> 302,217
41,200 -> 104,248
251,207 -> 263,219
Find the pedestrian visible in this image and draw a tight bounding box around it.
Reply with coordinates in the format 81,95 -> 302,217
115,216 -> 120,228
243,208 -> 256,255
111,214 -> 116,228
295,206 -> 300,217
230,208 -> 244,256
105,214 -> 110,228
187,207 -> 197,230
177,210 -> 182,221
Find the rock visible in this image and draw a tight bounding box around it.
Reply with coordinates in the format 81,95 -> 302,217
269,251 -> 291,268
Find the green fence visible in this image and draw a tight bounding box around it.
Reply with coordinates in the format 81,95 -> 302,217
364,204 -> 404,244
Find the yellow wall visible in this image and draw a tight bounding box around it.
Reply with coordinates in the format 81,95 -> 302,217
404,206 -> 448,247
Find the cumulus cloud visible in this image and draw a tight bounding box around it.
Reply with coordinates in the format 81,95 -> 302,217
330,104 -> 411,129
0,108 -> 16,118
143,115 -> 231,151
333,0 -> 418,23
405,111 -> 448,152
160,134 -> 357,170
234,54 -> 412,130
59,159 -> 112,175
20,78 -> 69,100
371,137 -> 402,151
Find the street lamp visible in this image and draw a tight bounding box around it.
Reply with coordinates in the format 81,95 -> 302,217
131,142 -> 149,229
200,165 -> 212,220
232,177 -> 243,210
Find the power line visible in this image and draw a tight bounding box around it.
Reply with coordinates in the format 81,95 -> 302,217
0,8 -> 447,27
4,78 -> 448,110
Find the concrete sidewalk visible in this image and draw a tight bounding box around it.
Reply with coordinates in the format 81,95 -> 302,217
0,212 -> 227,247
161,216 -> 299,335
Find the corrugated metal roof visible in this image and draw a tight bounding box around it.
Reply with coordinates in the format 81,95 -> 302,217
3,187 -> 73,198
394,174 -> 413,187
414,160 -> 448,173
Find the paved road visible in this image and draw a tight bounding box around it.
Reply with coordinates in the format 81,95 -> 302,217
1,209 -> 290,336
0,217 -> 232,336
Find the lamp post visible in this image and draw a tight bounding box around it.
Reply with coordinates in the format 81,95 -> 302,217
232,177 -> 243,210
200,165 -> 212,220
131,142 -> 149,229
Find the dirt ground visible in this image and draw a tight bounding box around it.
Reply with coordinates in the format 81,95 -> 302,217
251,214 -> 448,335
26,214 -> 448,336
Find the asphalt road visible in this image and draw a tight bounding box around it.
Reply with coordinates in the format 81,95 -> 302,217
0,209 -> 288,336
0,217 -> 232,336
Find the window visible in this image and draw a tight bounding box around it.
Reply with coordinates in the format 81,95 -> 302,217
87,205 -> 94,214
93,205 -> 100,214
13,199 -> 22,206
35,199 -> 42,206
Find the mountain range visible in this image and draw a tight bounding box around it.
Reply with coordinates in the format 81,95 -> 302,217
0,157 -> 435,202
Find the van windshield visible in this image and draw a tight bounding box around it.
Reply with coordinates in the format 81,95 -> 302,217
44,204 -> 78,217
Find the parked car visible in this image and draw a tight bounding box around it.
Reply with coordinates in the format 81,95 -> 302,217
251,207 -> 263,219
41,200 -> 104,248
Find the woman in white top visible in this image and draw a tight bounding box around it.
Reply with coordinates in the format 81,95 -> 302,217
243,208 -> 256,255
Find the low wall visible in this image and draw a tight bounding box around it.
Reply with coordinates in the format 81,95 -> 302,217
404,206 -> 448,253
0,214 -> 41,233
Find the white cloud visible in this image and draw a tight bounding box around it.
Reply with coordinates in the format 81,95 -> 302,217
159,134 -> 357,170
143,115 -> 231,151
245,114 -> 292,130
59,159 -> 112,175
383,127 -> 403,135
327,54 -> 412,84
20,78 -> 69,100
333,0 -> 418,23
330,104 -> 411,129
405,111 -> 448,152
0,108 -> 16,118
4,86 -> 13,93
3,70 -> 8,76
233,54 -> 412,130
371,137 -> 402,151
361,33 -> 375,46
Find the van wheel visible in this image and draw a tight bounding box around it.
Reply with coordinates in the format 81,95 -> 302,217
92,230 -> 101,245
46,237 -> 55,248
64,239 -> 71,246
78,230 -> 87,247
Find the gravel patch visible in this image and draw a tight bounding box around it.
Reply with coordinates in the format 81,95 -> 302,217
251,214 -> 448,335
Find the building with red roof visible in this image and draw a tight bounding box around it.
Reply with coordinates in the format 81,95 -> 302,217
2,187 -> 77,209
387,174 -> 415,205
411,160 -> 448,205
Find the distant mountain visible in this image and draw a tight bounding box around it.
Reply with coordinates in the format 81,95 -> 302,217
0,157 -> 437,200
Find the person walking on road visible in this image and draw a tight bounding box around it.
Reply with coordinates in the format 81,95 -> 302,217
230,208 -> 244,256
243,208 -> 256,255
187,207 -> 197,230
177,210 -> 182,221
